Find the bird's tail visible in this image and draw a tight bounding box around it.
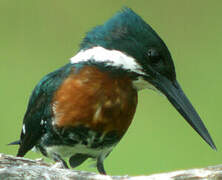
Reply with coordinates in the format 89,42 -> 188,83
8,140 -> 26,157
8,140 -> 20,145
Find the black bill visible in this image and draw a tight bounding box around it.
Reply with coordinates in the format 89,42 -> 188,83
150,75 -> 216,150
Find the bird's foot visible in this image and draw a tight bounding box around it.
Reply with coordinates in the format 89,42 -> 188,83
97,156 -> 106,175
52,153 -> 69,169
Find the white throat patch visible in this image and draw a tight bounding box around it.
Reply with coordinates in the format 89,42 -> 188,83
70,46 -> 145,75
132,76 -> 161,94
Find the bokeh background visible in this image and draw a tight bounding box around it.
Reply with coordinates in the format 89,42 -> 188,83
1,0 -> 222,176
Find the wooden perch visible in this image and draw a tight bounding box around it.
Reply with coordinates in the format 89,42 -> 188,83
0,153 -> 222,180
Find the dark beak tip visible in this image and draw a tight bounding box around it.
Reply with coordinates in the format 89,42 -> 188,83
208,140 -> 217,151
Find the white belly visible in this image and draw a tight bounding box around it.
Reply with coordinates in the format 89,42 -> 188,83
45,144 -> 114,161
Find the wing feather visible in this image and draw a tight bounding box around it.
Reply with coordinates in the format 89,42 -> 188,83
16,63 -> 73,156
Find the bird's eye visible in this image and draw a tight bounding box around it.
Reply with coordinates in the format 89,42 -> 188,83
147,48 -> 161,64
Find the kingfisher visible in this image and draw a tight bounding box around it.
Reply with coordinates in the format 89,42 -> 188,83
10,8 -> 216,174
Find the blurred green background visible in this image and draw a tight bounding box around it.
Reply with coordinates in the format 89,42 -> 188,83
1,0 -> 222,176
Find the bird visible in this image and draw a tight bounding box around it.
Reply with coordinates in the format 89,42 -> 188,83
10,8 -> 216,175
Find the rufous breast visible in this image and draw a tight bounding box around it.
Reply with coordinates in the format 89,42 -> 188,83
52,65 -> 138,137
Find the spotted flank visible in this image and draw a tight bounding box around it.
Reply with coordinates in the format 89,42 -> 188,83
37,126 -> 119,159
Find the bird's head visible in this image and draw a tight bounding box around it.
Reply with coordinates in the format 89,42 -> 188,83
71,8 -> 216,149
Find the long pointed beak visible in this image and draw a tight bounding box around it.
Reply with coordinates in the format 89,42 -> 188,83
150,75 -> 216,150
